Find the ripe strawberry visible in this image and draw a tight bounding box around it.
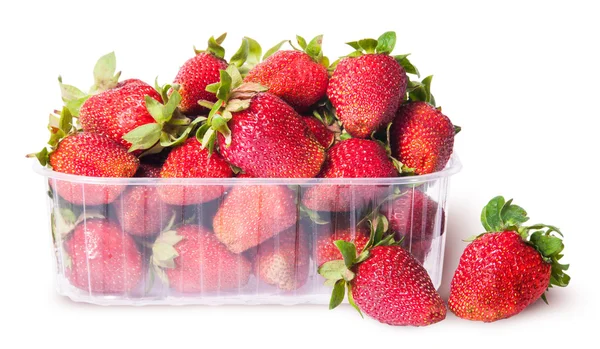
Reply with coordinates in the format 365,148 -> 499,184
302,138 -> 398,212
213,185 -> 297,253
79,79 -> 163,149
245,35 -> 329,111
448,196 -> 570,322
327,32 -> 410,138
380,189 -> 445,263
390,101 -> 456,175
254,227 -> 310,291
197,66 -> 325,178
316,227 -> 369,266
135,163 -> 162,178
113,185 -> 172,237
151,225 -> 251,293
48,132 -> 139,205
64,219 -> 143,294
319,218 -> 446,326
158,137 -> 233,205
302,116 -> 335,149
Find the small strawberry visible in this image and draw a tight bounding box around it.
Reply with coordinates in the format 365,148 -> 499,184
390,79 -> 458,174
64,219 -> 143,294
380,189 -> 445,263
327,32 -> 415,138
448,196 -> 570,322
151,225 -> 252,293
197,66 -> 325,178
316,226 -> 369,266
254,227 -> 310,291
319,216 -> 446,326
213,185 -> 298,253
244,35 -> 329,111
302,115 -> 335,149
302,138 -> 398,212
173,34 -> 229,115
158,137 -> 233,205
113,185 -> 172,237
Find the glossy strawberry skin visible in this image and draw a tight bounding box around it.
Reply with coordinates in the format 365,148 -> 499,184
328,54 -> 407,138
79,79 -> 162,149
254,227 -> 310,291
64,219 -> 143,294
302,116 -> 335,149
390,101 -> 455,175
302,138 -> 397,212
245,50 -> 328,111
352,245 -> 446,326
380,190 -> 445,264
448,231 -> 551,322
49,132 -> 139,205
217,93 -> 325,178
165,225 -> 252,293
173,53 -> 228,115
159,138 -> 233,205
213,185 -> 298,253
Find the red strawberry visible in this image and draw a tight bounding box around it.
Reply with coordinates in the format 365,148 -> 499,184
319,220 -> 446,326
302,116 -> 335,149
113,184 -> 172,237
79,79 -> 163,149
135,163 -> 162,178
158,137 -> 233,205
216,92 -> 325,178
448,197 -> 570,322
151,225 -> 251,293
316,227 -> 369,266
380,189 -> 445,263
302,138 -> 398,212
213,185 -> 297,253
254,227 -> 310,291
390,101 -> 456,175
327,32 -> 408,138
48,132 -> 139,205
245,36 -> 328,111
64,219 -> 143,294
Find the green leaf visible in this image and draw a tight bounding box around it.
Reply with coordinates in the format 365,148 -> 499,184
206,82 -> 220,94
201,127 -> 217,149
395,54 -> 420,77
145,96 -> 165,124
358,38 -> 378,53
306,35 -> 323,61
162,90 -> 182,121
215,33 -> 227,45
329,279 -> 346,310
481,196 -> 506,232
123,123 -> 161,152
318,260 -> 347,280
244,37 -> 263,67
226,65 -> 243,89
91,51 -> 120,93
207,35 -> 226,59
65,96 -> 89,116
212,113 -> 232,144
376,31 -> 396,54
345,41 -> 361,51
225,99 -> 250,112
198,100 -> 215,109
347,284 -> 364,318
58,76 -> 87,102
30,147 -> 49,166
296,35 -> 307,50
58,107 -> 73,134
454,125 -> 462,134
230,38 -> 249,67
531,232 -> 564,258
334,240 -> 357,268
217,70 -> 232,101
263,40 -> 288,60
355,250 -> 370,264
501,201 -> 529,228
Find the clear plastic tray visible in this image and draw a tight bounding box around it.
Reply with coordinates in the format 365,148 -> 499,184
34,155 -> 461,306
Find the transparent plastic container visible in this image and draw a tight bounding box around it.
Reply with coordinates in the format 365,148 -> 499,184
34,155 -> 461,305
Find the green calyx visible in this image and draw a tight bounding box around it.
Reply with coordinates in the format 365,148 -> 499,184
406,75 -> 436,106
148,215 -> 182,289
122,80 -> 199,155
27,107 -> 77,166
262,35 -> 329,67
194,33 -> 228,59
346,31 -> 396,55
479,196 -> 571,292
197,65 -> 267,153
318,214 -> 400,314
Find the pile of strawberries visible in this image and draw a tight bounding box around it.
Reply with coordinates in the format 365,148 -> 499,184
32,32 -> 569,326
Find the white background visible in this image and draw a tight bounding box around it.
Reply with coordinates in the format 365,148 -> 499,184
2,0 -> 598,347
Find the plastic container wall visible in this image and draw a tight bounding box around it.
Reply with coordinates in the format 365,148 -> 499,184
37,155 -> 461,305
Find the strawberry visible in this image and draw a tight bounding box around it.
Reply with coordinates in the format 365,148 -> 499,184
254,227 -> 310,291
64,219 -> 143,294
448,196 -> 570,322
319,217 -> 446,326
390,100 -> 457,175
113,185 -> 172,237
327,32 -> 413,138
197,66 -> 325,178
173,34 -> 229,115
135,163 -> 162,178
151,225 -> 251,293
244,35 -> 329,111
380,189 -> 444,263
302,116 -> 335,149
316,226 -> 369,266
302,138 -> 398,212
213,185 -> 298,253
158,137 -> 233,205
43,125 -> 139,205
